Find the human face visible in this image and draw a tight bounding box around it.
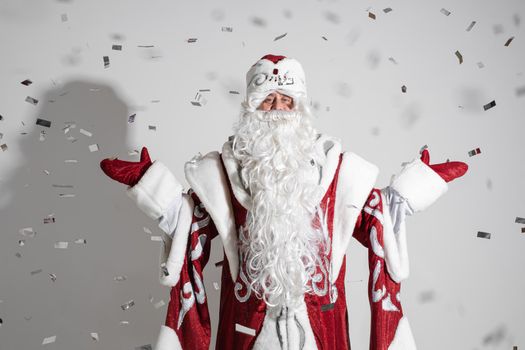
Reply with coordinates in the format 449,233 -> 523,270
257,92 -> 294,111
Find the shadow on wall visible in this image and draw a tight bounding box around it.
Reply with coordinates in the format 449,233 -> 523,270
0,81 -> 169,349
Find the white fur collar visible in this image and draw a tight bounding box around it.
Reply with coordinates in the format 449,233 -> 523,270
221,134 -> 343,209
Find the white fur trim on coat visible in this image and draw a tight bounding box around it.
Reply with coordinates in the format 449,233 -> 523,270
380,188 -> 410,282
332,152 -> 379,280
390,158 -> 448,213
126,161 -> 184,221
388,316 -> 417,350
159,194 -> 194,287
184,152 -> 239,282
155,325 -> 183,350
252,300 -> 318,350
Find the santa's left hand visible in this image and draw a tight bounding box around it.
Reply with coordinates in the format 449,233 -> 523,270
420,149 -> 468,183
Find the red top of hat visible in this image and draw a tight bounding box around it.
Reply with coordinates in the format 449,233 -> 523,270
260,54 -> 286,64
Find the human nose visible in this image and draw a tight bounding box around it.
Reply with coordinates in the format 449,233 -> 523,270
272,99 -> 287,110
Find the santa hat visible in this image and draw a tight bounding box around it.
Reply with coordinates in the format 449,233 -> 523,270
243,54 -> 307,112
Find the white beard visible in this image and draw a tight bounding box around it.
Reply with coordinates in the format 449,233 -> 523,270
232,109 -> 329,310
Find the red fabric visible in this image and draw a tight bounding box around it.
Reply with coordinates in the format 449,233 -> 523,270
99,147 -> 152,187
164,190 -> 219,350
420,149 -> 468,182
353,190 -> 404,350
260,54 -> 286,64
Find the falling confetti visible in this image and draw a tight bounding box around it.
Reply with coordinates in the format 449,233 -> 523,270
49,273 -> 57,282
54,241 -> 69,249
80,128 -> 92,137
19,227 -> 36,238
477,231 -> 491,239
150,236 -> 162,241
42,335 -> 57,345
21,79 -> 32,86
128,113 -> 136,123
321,303 -> 335,312
477,61 -> 485,68
74,239 -> 87,244
515,217 -> 525,224
215,260 -> 224,267
455,50 -> 463,64
468,148 -> 481,157
440,8 -> 451,16
1,144 -> 7,152
187,38 -> 197,43
383,8 -> 393,13
213,282 -> 220,290
36,118 -> 51,128
466,21 -> 476,31
504,36 -> 515,47
368,12 -> 376,20
121,300 -> 135,311
31,269 -> 42,275
89,144 -> 99,152
274,33 -> 287,41
235,323 -> 256,336
401,85 -> 407,93
90,333 -> 99,341
221,26 -> 233,32
229,90 -> 240,94
112,44 -> 122,51
114,275 -> 127,282
148,125 -> 157,131
25,96 -> 38,105
483,100 -> 496,111
103,56 -> 110,68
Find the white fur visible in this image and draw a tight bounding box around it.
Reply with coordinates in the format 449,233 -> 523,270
126,161 -> 183,220
155,325 -> 183,350
390,158 -> 448,213
252,301 -> 318,350
388,316 -> 417,350
184,152 -> 239,282
159,194 -> 194,287
332,152 -> 379,280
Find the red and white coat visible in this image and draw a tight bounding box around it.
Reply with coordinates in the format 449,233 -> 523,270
126,135 -> 448,350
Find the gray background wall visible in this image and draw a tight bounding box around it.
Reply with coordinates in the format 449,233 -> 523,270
0,0 -> 524,349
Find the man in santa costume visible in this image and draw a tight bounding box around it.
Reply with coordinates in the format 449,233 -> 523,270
100,54 -> 468,350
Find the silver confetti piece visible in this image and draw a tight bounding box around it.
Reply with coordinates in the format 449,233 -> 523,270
128,113 -> 136,123
90,332 -> 99,341
483,100 -> 496,111
121,300 -> 135,310
235,323 -> 256,336
42,335 -> 56,345
103,56 -> 110,68
515,217 -> 525,224
466,21 -> 476,31
54,241 -> 69,249
455,50 -> 463,64
274,33 -> 287,41
89,144 -> 99,152
25,96 -> 38,105
477,231 -> 491,239
114,275 -> 127,282
440,8 -> 451,16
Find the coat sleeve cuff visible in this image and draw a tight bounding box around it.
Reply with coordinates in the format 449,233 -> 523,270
390,158 -> 448,213
125,161 -> 183,220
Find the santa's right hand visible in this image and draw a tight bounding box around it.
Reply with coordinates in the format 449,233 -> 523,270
100,147 -> 153,187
